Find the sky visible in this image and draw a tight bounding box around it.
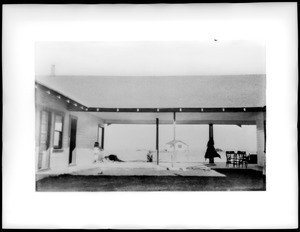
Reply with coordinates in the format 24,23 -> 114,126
35,41 -> 266,76
105,124 -> 257,153
36,41 -> 263,154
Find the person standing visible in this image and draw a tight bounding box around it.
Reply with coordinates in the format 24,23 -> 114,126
93,142 -> 100,163
204,138 -> 221,164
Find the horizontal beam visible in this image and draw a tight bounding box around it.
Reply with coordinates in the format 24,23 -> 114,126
102,119 -> 257,125
70,107 -> 265,113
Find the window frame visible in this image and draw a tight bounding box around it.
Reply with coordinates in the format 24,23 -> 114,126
53,112 -> 64,150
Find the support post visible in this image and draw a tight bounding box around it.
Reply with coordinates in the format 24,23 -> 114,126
172,112 -> 176,167
208,124 -> 214,164
256,113 -> 266,174
156,118 -> 159,165
101,126 -> 105,150
264,119 -> 266,153
209,123 -> 214,140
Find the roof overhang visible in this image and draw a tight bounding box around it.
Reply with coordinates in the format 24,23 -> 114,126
36,74 -> 266,108
35,81 -> 265,125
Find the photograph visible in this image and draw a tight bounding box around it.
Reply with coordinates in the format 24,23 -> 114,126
35,41 -> 266,191
3,3 -> 297,229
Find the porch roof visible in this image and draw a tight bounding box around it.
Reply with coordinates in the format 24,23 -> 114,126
36,74 -> 266,108
35,74 -> 266,125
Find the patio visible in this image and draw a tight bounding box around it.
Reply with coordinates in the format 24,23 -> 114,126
35,160 -> 265,191
36,161 -> 225,181
34,42 -> 266,188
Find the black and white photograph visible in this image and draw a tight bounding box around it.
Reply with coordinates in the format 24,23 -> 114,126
2,3 -> 298,229
35,41 -> 266,192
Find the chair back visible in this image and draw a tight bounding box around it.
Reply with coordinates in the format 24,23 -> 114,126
237,150 -> 244,156
233,152 -> 238,161
237,151 -> 247,160
226,151 -> 234,161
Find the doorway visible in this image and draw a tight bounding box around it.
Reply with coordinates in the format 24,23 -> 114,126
38,110 -> 52,170
97,125 -> 105,149
69,116 -> 77,165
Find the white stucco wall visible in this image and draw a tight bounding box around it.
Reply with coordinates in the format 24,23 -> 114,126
256,112 -> 266,169
35,88 -> 104,174
165,142 -> 188,152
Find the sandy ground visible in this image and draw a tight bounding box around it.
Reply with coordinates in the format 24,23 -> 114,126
36,161 -> 226,180
36,161 -> 264,181
71,162 -> 225,177
36,168 -> 266,191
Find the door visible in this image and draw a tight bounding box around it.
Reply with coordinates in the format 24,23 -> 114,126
69,116 -> 77,164
38,110 -> 51,170
97,125 -> 105,149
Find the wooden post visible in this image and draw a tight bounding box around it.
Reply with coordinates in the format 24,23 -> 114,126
208,124 -> 214,164
172,112 -> 176,167
256,113 -> 265,169
101,126 -> 105,149
264,120 -> 266,153
209,123 -> 213,140
156,118 -> 159,165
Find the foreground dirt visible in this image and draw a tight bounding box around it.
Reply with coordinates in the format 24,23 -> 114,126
36,169 -> 266,191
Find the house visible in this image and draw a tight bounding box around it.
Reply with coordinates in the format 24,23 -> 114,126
35,73 -> 266,174
35,42 -> 266,176
35,83 -> 105,173
165,140 -> 189,152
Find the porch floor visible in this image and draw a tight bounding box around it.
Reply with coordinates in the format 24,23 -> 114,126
70,162 -> 223,177
36,161 -> 263,181
203,162 -> 264,172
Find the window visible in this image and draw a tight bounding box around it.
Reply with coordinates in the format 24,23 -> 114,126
53,114 -> 64,149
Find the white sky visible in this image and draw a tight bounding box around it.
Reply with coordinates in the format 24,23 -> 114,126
35,41 -> 265,76
106,124 -> 257,153
35,41 -> 263,152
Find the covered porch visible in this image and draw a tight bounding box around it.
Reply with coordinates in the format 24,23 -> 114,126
35,41 -> 266,182
35,74 -> 266,179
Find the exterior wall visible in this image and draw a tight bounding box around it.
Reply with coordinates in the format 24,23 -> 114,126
165,142 -> 189,152
256,112 -> 266,171
35,89 -> 104,173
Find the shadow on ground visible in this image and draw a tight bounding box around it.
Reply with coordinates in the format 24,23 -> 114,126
36,169 -> 266,191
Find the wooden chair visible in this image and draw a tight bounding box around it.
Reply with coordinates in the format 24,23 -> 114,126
237,151 -> 248,168
225,151 -> 235,167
